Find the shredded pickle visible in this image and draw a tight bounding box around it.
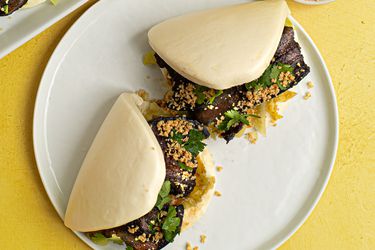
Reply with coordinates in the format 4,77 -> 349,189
182,156 -> 215,209
143,51 -> 157,65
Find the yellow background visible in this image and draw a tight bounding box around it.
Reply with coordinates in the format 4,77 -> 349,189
0,0 -> 374,249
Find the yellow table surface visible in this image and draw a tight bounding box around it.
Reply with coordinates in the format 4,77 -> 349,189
0,0 -> 374,249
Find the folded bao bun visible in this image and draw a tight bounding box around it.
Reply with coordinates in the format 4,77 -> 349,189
65,93 -> 165,232
64,92 -> 215,233
148,0 -> 290,90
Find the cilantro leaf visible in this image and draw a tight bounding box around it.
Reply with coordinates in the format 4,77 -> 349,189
194,85 -> 209,105
171,129 -> 206,158
156,181 -> 171,210
208,90 -> 223,104
162,206 -> 181,242
89,233 -> 108,246
126,246 -> 134,250
159,180 -> 171,197
89,233 -> 123,246
156,196 -> 172,210
178,162 -> 193,172
245,63 -> 294,91
171,130 -> 184,144
217,110 -> 251,131
183,129 -> 206,157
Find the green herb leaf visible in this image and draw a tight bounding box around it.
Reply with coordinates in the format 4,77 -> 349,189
159,180 -> 171,197
171,130 -> 184,144
209,90 -> 223,104
162,206 -> 181,242
245,63 -> 294,91
90,233 -> 108,246
178,162 -> 193,172
217,110 -> 250,131
156,181 -> 171,210
109,235 -> 124,245
2,4 -> 9,14
248,114 -> 261,118
126,246 -> 134,250
50,0 -> 58,5
156,196 -> 172,210
89,233 -> 123,246
194,85 -> 209,105
183,129 -> 206,157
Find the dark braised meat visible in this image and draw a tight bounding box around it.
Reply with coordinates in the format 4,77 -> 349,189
0,0 -> 28,16
274,26 -> 310,86
192,86 -> 242,125
91,205 -> 184,250
150,117 -> 209,198
221,123 -> 244,143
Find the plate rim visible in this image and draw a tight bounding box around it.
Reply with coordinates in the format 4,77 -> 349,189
33,1 -> 339,249
0,0 -> 88,59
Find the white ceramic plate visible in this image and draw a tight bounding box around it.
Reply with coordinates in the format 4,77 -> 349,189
33,0 -> 338,249
0,0 -> 87,59
294,0 -> 335,5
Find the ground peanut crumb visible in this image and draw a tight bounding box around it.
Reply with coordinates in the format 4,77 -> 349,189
136,89 -> 150,101
200,234 -> 207,244
216,166 -> 223,172
303,92 -> 312,100
214,191 -> 222,197
247,132 -> 258,144
307,81 -> 314,89
186,242 -> 192,250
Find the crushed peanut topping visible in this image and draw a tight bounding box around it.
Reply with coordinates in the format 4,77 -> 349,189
168,83 -> 197,110
200,234 -> 207,244
279,71 -> 295,87
214,191 -> 222,197
186,242 -> 193,250
127,225 -> 139,234
241,84 -> 280,110
181,171 -> 192,180
157,119 -> 193,137
136,89 -> 150,101
216,166 -> 223,172
247,132 -> 258,144
307,81 -> 314,89
153,232 -> 163,243
303,92 -> 312,100
138,233 -> 147,243
166,141 -> 195,168
175,181 -> 188,192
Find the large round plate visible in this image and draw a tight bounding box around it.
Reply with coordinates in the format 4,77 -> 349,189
33,0 -> 338,249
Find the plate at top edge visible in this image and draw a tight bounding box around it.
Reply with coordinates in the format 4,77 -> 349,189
294,0 -> 335,5
33,0 -> 338,249
0,0 -> 87,59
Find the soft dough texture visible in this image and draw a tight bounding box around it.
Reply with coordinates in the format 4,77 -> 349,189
148,0 -> 290,90
64,93 -> 166,232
